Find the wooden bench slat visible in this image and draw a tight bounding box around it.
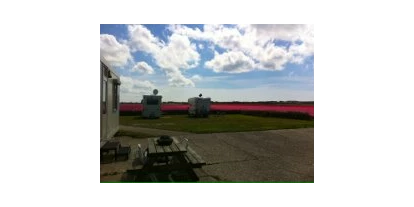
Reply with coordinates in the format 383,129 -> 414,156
163,145 -> 172,153
175,142 -> 187,152
185,150 -> 199,165
170,137 -> 187,152
187,147 -> 206,164
155,142 -> 164,154
170,137 -> 205,167
183,146 -> 206,168
147,138 -> 156,154
169,142 -> 180,152
172,137 -> 180,144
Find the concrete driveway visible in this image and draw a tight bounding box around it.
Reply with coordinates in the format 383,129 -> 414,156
100,128 -> 314,182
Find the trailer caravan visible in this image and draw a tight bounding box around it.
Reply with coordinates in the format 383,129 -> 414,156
142,89 -> 162,118
188,94 -> 211,117
100,56 -> 121,140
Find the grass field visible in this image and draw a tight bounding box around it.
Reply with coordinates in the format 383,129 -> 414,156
120,114 -> 314,134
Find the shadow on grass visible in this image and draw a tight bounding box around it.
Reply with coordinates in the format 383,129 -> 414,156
114,130 -> 153,139
132,116 -> 165,120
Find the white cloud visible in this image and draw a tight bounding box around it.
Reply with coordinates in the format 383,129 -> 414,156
170,24 -> 314,72
168,24 -> 209,41
131,61 -> 155,74
209,25 -> 245,50
242,24 -> 308,42
171,24 -> 244,50
244,24 -> 314,64
154,34 -> 200,71
128,25 -> 199,87
253,43 -> 289,70
120,76 -> 156,102
166,70 -> 195,87
100,34 -> 132,67
190,74 -> 203,81
128,24 -> 163,54
205,51 -> 255,73
198,43 -> 204,50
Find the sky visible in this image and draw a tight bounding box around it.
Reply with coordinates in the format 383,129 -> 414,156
100,24 -> 314,102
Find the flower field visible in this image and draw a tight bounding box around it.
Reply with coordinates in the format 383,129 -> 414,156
120,103 -> 314,116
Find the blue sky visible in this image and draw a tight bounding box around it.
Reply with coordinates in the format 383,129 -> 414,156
100,24 -> 314,102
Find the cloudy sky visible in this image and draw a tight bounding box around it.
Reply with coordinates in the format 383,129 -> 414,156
100,24 -> 314,102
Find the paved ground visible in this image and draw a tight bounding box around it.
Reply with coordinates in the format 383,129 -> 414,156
100,127 -> 314,182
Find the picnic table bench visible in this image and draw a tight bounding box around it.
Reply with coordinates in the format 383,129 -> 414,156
100,141 -> 120,161
173,137 -> 206,168
100,141 -> 131,162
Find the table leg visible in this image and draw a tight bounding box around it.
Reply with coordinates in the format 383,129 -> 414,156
175,154 -> 189,165
143,157 -> 155,169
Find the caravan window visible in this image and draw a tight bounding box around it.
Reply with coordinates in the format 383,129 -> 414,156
146,97 -> 159,105
102,80 -> 107,114
101,62 -> 109,78
113,82 -> 118,111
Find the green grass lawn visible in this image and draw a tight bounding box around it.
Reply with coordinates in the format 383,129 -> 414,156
120,114 -> 314,134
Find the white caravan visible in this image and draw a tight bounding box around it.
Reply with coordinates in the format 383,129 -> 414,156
142,89 -> 162,118
188,95 -> 211,117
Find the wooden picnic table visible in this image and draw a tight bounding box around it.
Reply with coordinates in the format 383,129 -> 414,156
140,137 -> 206,170
143,137 -> 188,170
147,137 -> 187,157
125,137 -> 206,182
